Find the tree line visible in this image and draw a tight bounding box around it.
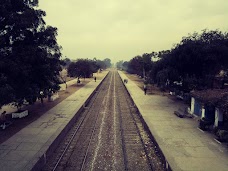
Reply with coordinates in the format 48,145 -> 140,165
64,58 -> 111,78
117,29 -> 228,92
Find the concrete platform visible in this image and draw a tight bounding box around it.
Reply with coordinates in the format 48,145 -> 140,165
0,71 -> 109,171
119,71 -> 228,171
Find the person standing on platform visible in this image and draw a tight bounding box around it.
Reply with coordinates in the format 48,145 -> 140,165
143,84 -> 147,95
94,76 -> 96,82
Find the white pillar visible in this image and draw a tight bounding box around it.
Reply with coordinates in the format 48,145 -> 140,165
215,108 -> 223,127
201,105 -> 205,119
191,97 -> 195,114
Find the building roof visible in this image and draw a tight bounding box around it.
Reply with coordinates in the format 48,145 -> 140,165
191,89 -> 228,116
190,89 -> 228,105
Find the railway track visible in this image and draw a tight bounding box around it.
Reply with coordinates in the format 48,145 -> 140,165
42,70 -> 166,171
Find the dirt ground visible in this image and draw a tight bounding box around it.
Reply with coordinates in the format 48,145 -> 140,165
0,79 -> 92,144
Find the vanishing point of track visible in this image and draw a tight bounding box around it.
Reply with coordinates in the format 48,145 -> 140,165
42,70 -> 166,171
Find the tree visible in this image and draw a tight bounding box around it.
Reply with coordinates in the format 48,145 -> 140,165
61,57 -> 71,68
0,0 -> 62,108
122,61 -> 129,71
116,60 -> 123,70
169,30 -> 228,89
59,57 -> 71,90
126,54 -> 153,79
142,53 -> 153,79
91,58 -> 112,70
148,30 -> 228,91
96,59 -> 106,69
149,50 -> 178,85
123,29 -> 228,92
127,55 -> 143,75
103,58 -> 111,68
68,59 -> 96,78
93,58 -> 104,70
59,68 -> 68,89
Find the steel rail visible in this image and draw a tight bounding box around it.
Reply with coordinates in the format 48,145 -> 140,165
52,73 -> 110,171
116,86 -> 129,171
79,102 -> 103,171
80,71 -> 114,171
117,72 -> 154,171
80,71 -> 112,171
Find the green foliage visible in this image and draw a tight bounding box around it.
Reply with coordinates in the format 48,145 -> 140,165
126,54 -> 153,78
122,61 -> 129,71
67,58 -> 112,78
103,58 -> 111,68
151,30 -> 228,90
142,53 -> 153,73
156,69 -> 169,87
127,55 -> 143,75
116,61 -> 129,71
61,57 -> 71,68
0,0 -> 62,108
116,60 -> 123,70
178,31 -> 226,75
93,57 -> 111,69
123,29 -> 228,95
95,59 -> 106,69
68,59 -> 98,78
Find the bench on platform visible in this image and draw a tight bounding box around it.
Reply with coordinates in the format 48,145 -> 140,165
174,108 -> 193,118
12,110 -> 28,119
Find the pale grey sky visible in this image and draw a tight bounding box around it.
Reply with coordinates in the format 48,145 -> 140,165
39,0 -> 228,63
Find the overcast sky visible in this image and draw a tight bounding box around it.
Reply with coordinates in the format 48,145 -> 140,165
39,0 -> 228,63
